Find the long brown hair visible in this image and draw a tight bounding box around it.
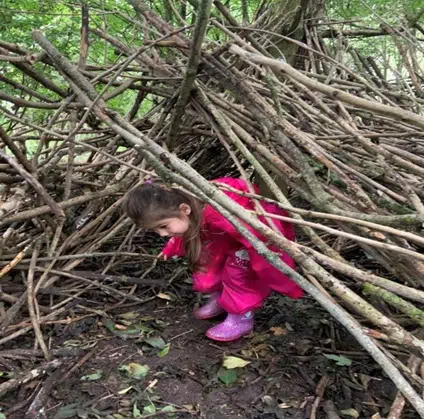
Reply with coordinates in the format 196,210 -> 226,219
122,180 -> 204,270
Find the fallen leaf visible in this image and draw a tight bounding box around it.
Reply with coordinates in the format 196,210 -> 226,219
340,408 -> 359,418
218,368 -> 237,385
161,406 -> 175,413
119,363 -> 149,379
369,232 -> 386,240
157,293 -> 172,300
80,370 -> 103,381
114,324 -> 127,330
143,404 -> 156,414
145,336 -> 166,349
118,386 -> 133,394
270,326 -> 288,336
223,356 -> 250,369
324,354 -> 352,366
146,379 -> 158,390
133,402 -> 141,418
157,343 -> 170,358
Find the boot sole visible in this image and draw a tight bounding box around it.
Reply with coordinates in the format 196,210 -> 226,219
205,329 -> 253,342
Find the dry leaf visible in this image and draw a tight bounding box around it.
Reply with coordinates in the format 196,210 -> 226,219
270,326 -> 288,336
115,324 -> 127,330
223,356 -> 250,369
369,232 -> 386,240
146,378 -> 158,390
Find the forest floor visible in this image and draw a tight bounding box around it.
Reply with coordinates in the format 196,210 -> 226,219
2,282 -> 415,419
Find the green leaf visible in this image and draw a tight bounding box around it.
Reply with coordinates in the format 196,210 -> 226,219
223,356 -> 250,369
133,402 -> 142,418
157,343 -> 170,358
119,363 -> 149,379
80,370 -> 103,381
324,354 -> 352,366
340,408 -> 359,418
143,404 -> 156,415
218,368 -> 237,385
0,414 -> 7,419
161,406 -> 175,413
145,336 -> 166,349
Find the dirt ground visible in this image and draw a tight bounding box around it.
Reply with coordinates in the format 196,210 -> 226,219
2,286 -> 416,419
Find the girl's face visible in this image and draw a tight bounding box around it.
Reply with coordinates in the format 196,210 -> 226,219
151,203 -> 191,237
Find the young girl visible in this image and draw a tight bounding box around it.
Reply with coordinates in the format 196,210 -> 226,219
123,177 -> 302,342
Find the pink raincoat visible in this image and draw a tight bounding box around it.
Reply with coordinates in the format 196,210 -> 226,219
162,177 -> 303,314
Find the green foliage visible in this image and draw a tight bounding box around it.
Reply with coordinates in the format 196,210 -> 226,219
327,0 -> 423,23
118,362 -> 149,379
80,369 -> 104,380
326,0 -> 424,77
324,353 -> 352,366
218,367 -> 238,385
1,0 -> 421,136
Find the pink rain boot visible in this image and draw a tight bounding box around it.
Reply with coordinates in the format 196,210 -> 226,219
194,292 -> 225,320
205,311 -> 254,342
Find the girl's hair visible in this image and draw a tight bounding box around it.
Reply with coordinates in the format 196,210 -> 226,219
122,180 -> 204,270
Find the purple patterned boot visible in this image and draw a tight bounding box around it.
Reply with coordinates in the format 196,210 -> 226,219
194,292 -> 225,320
205,311 -> 254,342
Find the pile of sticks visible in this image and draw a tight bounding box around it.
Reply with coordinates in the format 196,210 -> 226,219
1,0 -> 424,415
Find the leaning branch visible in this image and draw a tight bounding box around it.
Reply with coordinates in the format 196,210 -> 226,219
167,0 -> 213,148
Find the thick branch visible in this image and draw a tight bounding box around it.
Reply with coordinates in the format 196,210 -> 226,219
166,0 -> 213,148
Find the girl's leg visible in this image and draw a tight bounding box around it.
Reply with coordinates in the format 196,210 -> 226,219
206,249 -> 270,341
192,270 -> 225,320
194,291 -> 225,320
205,311 -> 255,342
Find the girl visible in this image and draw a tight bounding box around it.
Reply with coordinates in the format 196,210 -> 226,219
123,177 -> 302,342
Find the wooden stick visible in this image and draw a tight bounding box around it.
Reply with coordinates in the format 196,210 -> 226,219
27,240 -> 51,360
